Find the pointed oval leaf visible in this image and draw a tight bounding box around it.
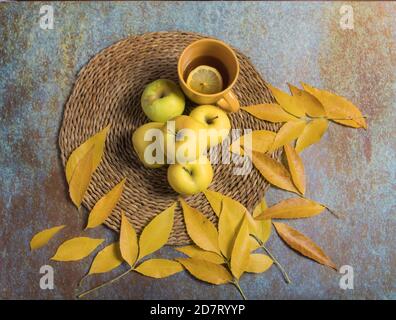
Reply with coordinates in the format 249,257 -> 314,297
284,144 -> 306,194
268,83 -> 305,117
120,212 -> 138,266
252,199 -> 271,245
86,178 -> 126,229
135,259 -> 183,278
230,217 -> 250,279
177,258 -> 232,285
51,237 -> 104,261
269,120 -> 306,152
288,83 -> 325,117
138,202 -> 176,260
69,147 -> 94,208
88,242 -> 123,275
301,83 -> 366,129
180,198 -> 220,255
295,118 -> 329,153
273,222 -> 337,270
30,225 -> 66,250
257,198 -> 325,220
230,130 -> 275,155
251,151 -> 300,194
203,189 -> 223,217
66,124 -> 110,183
241,104 -> 298,123
245,254 -> 273,273
176,245 -> 224,264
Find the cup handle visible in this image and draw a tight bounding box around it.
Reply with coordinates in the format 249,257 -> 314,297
216,90 -> 240,113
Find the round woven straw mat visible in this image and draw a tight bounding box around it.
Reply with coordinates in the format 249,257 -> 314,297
59,31 -> 280,245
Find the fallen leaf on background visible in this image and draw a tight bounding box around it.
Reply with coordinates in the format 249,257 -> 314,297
241,104 -> 298,123
269,120 -> 306,152
86,178 -> 126,229
251,151 -> 300,194
88,242 -> 123,275
203,189 -> 223,217
177,258 -> 233,285
267,83 -> 305,117
295,118 -> 329,153
230,130 -> 275,155
245,254 -> 273,273
65,124 -> 110,183
135,259 -> 183,278
273,222 -> 337,270
287,83 -> 325,117
284,144 -> 306,194
176,245 -> 224,264
218,198 -> 245,259
230,218 -> 250,279
257,198 -> 325,220
69,147 -> 94,209
301,83 -> 367,129
252,198 -> 272,245
138,202 -> 176,260
51,237 -> 104,261
180,198 -> 220,255
30,225 -> 66,250
120,212 -> 138,266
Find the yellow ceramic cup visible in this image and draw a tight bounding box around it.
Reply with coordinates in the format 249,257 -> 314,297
178,38 -> 240,112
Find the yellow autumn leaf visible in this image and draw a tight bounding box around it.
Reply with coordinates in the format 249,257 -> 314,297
274,222 -> 337,270
51,237 -> 104,261
120,212 -> 138,266
135,259 -> 183,278
301,83 -> 367,129
65,124 -> 110,183
88,242 -> 123,275
245,254 -> 273,273
295,118 -> 329,153
284,144 -> 305,195
251,151 -> 300,194
252,199 -> 271,245
230,217 -> 250,279
69,147 -> 94,209
267,83 -> 305,117
218,198 -> 245,259
288,83 -> 325,117
86,178 -> 126,229
269,120 -> 306,152
257,198 -> 325,220
177,258 -> 233,285
180,198 -> 220,255
203,189 -> 223,217
30,225 -> 66,250
176,245 -> 224,264
230,130 -> 275,155
138,202 -> 176,260
241,104 -> 298,123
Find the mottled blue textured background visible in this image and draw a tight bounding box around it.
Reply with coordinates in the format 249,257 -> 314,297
0,1 -> 395,299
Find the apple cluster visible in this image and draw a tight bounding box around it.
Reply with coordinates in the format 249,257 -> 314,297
132,79 -> 231,196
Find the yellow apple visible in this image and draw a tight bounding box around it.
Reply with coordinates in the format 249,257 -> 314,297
161,115 -> 207,164
132,122 -> 165,168
141,79 -> 185,122
189,105 -> 231,148
167,156 -> 214,195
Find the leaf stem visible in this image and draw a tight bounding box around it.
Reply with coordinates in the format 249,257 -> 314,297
232,279 -> 247,300
77,267 -> 133,299
261,244 -> 291,284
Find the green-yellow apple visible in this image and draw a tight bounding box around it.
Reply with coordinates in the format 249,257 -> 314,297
189,105 -> 231,148
141,79 -> 185,122
161,115 -> 207,164
132,122 -> 165,168
167,156 -> 214,195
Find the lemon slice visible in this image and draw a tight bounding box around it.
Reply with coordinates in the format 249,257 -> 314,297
186,65 -> 223,94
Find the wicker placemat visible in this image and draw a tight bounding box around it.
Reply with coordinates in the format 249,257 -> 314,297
58,31 -> 280,245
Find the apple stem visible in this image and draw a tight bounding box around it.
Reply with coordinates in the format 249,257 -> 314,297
206,116 -> 219,124
182,167 -> 193,176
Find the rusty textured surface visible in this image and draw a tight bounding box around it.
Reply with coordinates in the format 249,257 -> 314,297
0,1 -> 395,299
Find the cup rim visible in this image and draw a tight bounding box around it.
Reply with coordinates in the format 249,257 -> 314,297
177,38 -> 240,97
